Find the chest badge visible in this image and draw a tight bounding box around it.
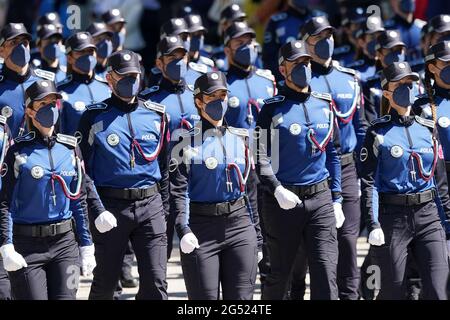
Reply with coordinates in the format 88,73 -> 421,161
289,123 -> 302,135
438,116 -> 450,128
107,133 -> 120,146
1,106 -> 12,118
74,101 -> 86,112
228,96 -> 240,108
205,157 -> 218,170
31,166 -> 44,179
390,145 -> 404,158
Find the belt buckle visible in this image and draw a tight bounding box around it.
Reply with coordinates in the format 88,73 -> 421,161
48,224 -> 58,237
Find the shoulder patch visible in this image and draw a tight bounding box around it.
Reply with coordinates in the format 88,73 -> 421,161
415,115 -> 435,129
86,102 -> 108,110
347,59 -> 364,68
311,91 -> 332,102
255,68 -> 275,81
139,86 -> 160,98
263,95 -> 285,104
199,56 -> 215,68
34,68 -> 55,81
151,67 -> 162,75
57,74 -> 73,87
14,131 -> 35,144
189,62 -> 207,74
333,45 -> 351,55
143,100 -> 165,114
56,133 -> 77,148
228,126 -> 249,137
271,12 -> 287,22
0,115 -> 6,125
94,74 -> 107,83
370,115 -> 391,126
332,61 -> 356,75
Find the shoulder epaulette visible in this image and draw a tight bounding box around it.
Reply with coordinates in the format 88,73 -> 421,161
14,131 -> 35,143
370,115 -> 391,126
57,74 -> 73,87
255,68 -> 275,81
332,60 -> 357,76
228,126 -> 249,137
311,91 -> 332,102
0,115 -> 6,125
415,115 -> 435,128
271,12 -> 287,22
189,62 -> 207,74
263,95 -> 285,104
139,86 -> 160,98
34,68 -> 55,81
151,67 -> 162,75
199,56 -> 215,68
143,100 -> 165,114
85,102 -> 108,110
347,59 -> 364,68
333,45 -> 351,56
31,59 -> 41,68
56,133 -> 77,148
94,74 -> 107,83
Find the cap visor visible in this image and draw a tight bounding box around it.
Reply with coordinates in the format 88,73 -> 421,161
189,26 -> 207,34
165,45 -> 187,55
114,66 -> 142,75
41,30 -> 63,40
231,30 -> 256,40
107,18 -> 126,25
437,54 -> 450,62
391,72 -> 420,83
73,43 -> 97,51
311,25 -> 335,36
434,26 -> 450,33
286,52 -> 312,61
382,41 -> 406,49
365,27 -> 385,34
203,85 -> 229,95
34,91 -> 63,102
7,31 -> 32,42
91,30 -> 113,38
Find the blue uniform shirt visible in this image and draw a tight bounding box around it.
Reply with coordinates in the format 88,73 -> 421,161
225,65 -> 275,131
0,66 -> 55,138
31,57 -> 67,83
310,61 -> 367,155
58,72 -> 111,136
255,85 -> 342,197
0,132 -> 101,246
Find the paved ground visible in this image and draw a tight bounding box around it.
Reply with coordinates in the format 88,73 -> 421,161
77,237 -> 370,300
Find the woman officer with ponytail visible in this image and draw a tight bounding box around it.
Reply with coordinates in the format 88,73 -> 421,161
0,79 -> 105,300
360,61 -> 450,300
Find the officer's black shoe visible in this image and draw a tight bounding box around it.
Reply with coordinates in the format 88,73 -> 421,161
121,278 -> 139,288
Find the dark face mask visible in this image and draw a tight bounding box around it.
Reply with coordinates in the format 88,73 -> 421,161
112,31 -> 125,51
233,43 -> 258,68
437,65 -> 450,85
96,39 -> 113,60
400,0 -> 415,14
366,39 -> 377,58
10,43 -> 30,67
42,43 -> 60,62
165,58 -> 187,82
33,103 -> 59,128
383,50 -> 406,66
74,54 -> 96,74
182,38 -> 191,52
115,75 -> 140,99
204,98 -> 228,121
392,83 -> 414,107
288,63 -> 311,88
314,37 -> 334,60
190,35 -> 204,53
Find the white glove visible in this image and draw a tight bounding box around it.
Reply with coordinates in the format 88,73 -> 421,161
333,201 -> 345,229
79,245 -> 96,276
0,244 -> 27,272
368,228 -> 385,246
180,233 -> 200,254
274,186 -> 302,210
94,211 -> 117,233
257,251 -> 263,263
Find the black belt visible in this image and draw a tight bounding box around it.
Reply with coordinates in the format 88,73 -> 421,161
97,184 -> 160,200
190,196 -> 247,217
380,189 -> 436,206
445,161 -> 450,172
284,179 -> 329,198
13,219 -> 73,238
341,152 -> 354,167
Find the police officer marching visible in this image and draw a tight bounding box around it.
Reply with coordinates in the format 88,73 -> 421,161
360,61 -> 450,300
102,9 -> 127,53
139,35 -> 200,260
0,79 -> 100,299
184,14 -> 215,71
78,50 -> 169,300
255,40 -> 342,300
301,15 -> 367,300
86,22 -> 114,82
0,23 -> 56,138
171,71 -> 259,300
57,32 -> 111,136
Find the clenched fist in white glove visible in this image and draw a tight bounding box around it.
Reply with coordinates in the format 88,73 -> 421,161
368,228 -> 385,246
333,201 -> 345,229
180,233 -> 200,254
257,251 -> 263,263
274,186 -> 302,210
0,244 -> 27,272
79,245 -> 96,276
94,211 -> 117,233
